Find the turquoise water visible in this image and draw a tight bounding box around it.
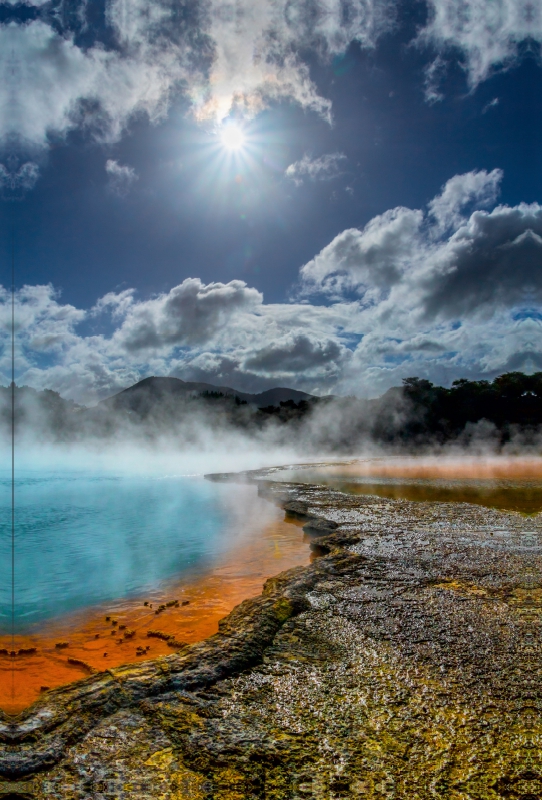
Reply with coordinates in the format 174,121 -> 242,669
0,470 -> 250,630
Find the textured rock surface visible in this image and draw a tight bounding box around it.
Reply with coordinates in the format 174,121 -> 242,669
0,477 -> 541,798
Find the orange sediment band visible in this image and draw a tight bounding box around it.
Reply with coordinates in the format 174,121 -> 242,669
0,516 -> 309,715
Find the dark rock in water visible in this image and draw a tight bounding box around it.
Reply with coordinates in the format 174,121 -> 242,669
302,517 -> 339,535
283,500 -> 317,520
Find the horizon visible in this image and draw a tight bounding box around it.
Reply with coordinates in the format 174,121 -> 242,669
3,367 -> 542,408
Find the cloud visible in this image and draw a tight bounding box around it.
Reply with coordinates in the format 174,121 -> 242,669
428,168 -> 503,232
299,206 -> 423,297
420,205 -> 542,318
422,54 -> 447,103
2,0 -> 538,183
285,152 -> 346,185
0,160 -> 40,194
482,97 -> 499,113
177,333 -> 350,392
105,159 -> 138,196
0,14 -> 202,152
417,0 -> 541,97
299,170 -> 541,320
194,0 -> 395,122
1,0 -> 396,165
244,332 -> 348,373
2,170 -> 540,402
106,278 -> 263,351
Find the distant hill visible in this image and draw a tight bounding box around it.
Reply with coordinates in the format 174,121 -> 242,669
101,376 -> 316,411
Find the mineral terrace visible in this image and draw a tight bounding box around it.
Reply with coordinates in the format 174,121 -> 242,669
0,472 -> 540,799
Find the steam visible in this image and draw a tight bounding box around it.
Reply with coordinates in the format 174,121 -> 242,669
2,377 -> 541,464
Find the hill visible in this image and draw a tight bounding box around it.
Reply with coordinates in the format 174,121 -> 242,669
100,376 -> 315,412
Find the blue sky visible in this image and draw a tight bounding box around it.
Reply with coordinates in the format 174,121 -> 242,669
1,0 -> 541,403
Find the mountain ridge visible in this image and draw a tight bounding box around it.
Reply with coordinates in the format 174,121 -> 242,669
100,376 -> 318,409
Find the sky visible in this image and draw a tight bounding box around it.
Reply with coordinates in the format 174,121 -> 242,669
0,0 -> 541,404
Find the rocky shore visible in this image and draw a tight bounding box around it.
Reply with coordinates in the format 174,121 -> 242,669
0,470 -> 541,799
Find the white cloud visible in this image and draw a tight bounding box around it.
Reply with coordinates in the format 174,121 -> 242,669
105,159 -> 138,196
1,0 -> 538,182
418,0 -> 542,97
299,206 -> 423,297
2,170 -> 540,402
285,152 -> 346,185
107,278 -> 264,352
299,170 -> 542,319
0,16 -> 197,151
482,97 -> 499,113
0,0 -> 396,171
428,168 -> 503,232
0,160 -> 40,193
194,0 -> 395,122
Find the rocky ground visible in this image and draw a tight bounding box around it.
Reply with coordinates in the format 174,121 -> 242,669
0,474 -> 540,799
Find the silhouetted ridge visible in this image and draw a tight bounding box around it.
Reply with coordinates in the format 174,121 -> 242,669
102,376 -> 315,410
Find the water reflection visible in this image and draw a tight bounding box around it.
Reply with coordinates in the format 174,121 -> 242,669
276,460 -> 542,515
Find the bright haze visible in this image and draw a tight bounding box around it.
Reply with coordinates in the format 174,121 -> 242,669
0,0 -> 540,405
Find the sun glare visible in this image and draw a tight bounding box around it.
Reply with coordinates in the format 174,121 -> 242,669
219,123 -> 246,151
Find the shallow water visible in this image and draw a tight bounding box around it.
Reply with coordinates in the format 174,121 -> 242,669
275,459 -> 542,514
0,514 -> 310,713
0,469 -> 279,629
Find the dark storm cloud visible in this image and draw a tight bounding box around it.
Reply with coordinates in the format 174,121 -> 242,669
244,333 -> 347,372
300,170 -> 542,321
421,205 -> 542,319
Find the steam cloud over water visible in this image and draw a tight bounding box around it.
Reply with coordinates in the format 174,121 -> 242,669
2,371 -> 541,457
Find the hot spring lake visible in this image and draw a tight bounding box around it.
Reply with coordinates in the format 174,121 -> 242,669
2,458 -> 541,633
0,469 -> 278,630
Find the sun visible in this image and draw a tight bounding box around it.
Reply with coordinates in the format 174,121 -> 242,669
219,123 -> 246,151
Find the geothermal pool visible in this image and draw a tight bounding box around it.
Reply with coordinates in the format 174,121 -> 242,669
0,468 -> 286,629
0,465 -> 311,711
3,458 -> 540,630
